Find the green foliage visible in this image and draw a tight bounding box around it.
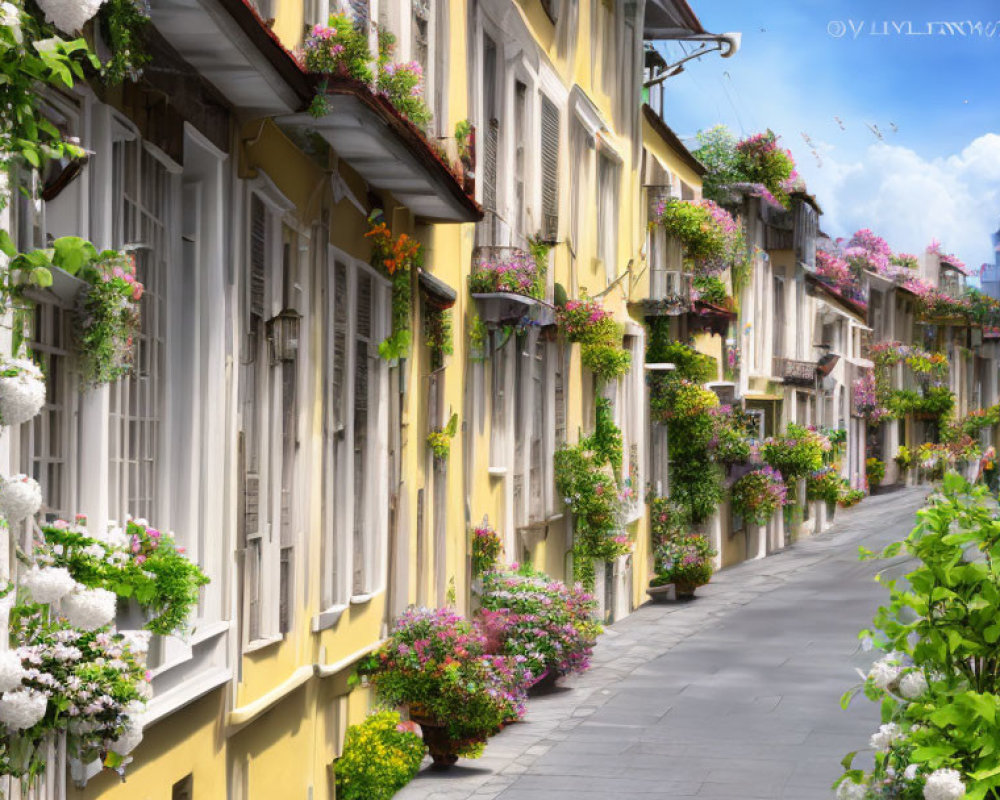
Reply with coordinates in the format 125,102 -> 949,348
423,307 -> 453,365
427,413 -> 458,461
806,466 -> 842,505
886,386 -> 955,422
866,457 -> 886,489
554,399 -> 630,579
334,711 -> 426,800
692,125 -> 741,205
556,296 -> 631,384
656,198 -> 730,266
651,531 -> 716,588
0,3 -> 96,182
471,522 -> 502,576
377,62 -> 432,131
303,13 -> 374,81
835,475 -> 1000,799
98,0 -> 151,84
581,342 -> 631,382
731,468 -> 788,525
760,423 -> 826,483
366,216 -> 419,360
645,329 -> 717,384
41,519 -> 209,637
454,119 -> 473,161
692,274 -> 729,307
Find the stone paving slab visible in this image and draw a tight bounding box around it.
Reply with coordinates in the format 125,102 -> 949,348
395,488 -> 930,800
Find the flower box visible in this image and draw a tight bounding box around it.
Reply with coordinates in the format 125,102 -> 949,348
21,265 -> 88,307
470,292 -> 540,325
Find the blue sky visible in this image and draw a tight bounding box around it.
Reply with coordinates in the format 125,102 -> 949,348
655,0 -> 1000,272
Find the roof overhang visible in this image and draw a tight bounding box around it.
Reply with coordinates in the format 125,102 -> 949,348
148,0 -> 313,116
641,104 -> 706,177
805,274 -> 868,323
278,81 -> 482,223
644,0 -> 706,38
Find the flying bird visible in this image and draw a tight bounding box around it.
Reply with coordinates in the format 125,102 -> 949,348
866,123 -> 884,140
834,116 -> 845,130
889,122 -> 899,133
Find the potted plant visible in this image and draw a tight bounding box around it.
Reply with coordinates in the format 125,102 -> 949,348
731,466 -> 788,527
806,466 -> 841,518
894,445 -> 913,486
333,710 -> 426,800
358,607 -> 517,768
478,566 -> 600,692
866,457 -> 886,493
651,532 -> 716,597
470,522 -> 502,578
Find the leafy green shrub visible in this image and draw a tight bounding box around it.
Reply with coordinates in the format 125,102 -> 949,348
334,711 -> 425,800
760,423 -> 826,483
303,14 -> 374,81
471,523 -> 502,576
806,466 -> 842,505
866,457 -> 886,489
836,475 -> 1000,799
651,532 -> 715,589
692,274 -> 728,306
731,467 -> 787,525
581,342 -> 631,381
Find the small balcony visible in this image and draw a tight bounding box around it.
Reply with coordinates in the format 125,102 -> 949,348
773,357 -> 818,387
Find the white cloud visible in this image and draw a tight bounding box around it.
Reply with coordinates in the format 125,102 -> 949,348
801,134 -> 1000,267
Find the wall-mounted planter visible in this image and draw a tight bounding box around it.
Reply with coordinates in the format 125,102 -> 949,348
471,292 -> 539,325
22,266 -> 88,308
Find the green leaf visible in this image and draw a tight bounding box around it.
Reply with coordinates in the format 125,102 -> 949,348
0,230 -> 16,257
839,750 -> 857,771
29,266 -> 53,287
52,236 -> 98,275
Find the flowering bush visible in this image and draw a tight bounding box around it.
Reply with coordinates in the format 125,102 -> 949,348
0,358 -> 46,426
479,566 -> 600,680
40,518 -> 209,636
760,423 -> 826,483
366,215 -> 421,360
426,412 -> 458,461
651,532 -> 716,590
471,523 -> 502,576
333,710 -> 425,800
649,496 -> 687,546
469,249 -> 543,299
302,14 -> 373,81
556,296 -> 630,383
655,198 -> 744,274
377,61 -> 431,131
836,476 -> 1000,799
691,274 -> 728,306
853,371 -> 889,424
76,251 -> 143,385
838,486 -> 865,508
844,228 -> 892,276
359,607 -> 515,752
816,248 -> 867,305
730,467 -> 787,525
734,130 -> 797,207
806,466 -> 842,505
865,457 -> 885,489
895,446 -> 913,471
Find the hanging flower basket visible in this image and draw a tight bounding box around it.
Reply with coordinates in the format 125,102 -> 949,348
0,359 -> 46,427
21,265 -> 89,307
0,474 -> 42,523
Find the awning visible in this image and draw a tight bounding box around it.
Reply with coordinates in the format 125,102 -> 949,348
148,0 -> 313,116
278,81 -> 482,223
418,269 -> 457,310
644,0 -> 706,38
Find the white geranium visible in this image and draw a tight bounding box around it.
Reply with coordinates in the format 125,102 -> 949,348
61,586 -> 117,631
21,565 -> 75,604
0,688 -> 47,730
900,670 -> 929,699
837,779 -> 868,800
34,0 -> 107,32
119,630 -> 151,656
0,359 -> 45,426
869,722 -> 903,751
0,474 -> 41,522
904,764 -> 920,781
868,652 -> 903,691
0,649 -> 25,692
923,768 -> 966,800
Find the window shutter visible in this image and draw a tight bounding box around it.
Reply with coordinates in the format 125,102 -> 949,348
540,96 -> 560,242
554,342 -> 566,444
529,337 -> 544,521
332,262 -> 348,430
484,119 -> 499,213
352,271 -> 372,594
250,195 -> 267,320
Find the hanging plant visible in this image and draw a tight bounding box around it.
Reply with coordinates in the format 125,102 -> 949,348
0,474 -> 41,522
97,0 -> 152,84
470,522 -> 502,577
0,358 -> 45,426
654,197 -> 745,275
555,296 -> 631,383
366,213 -> 421,361
75,251 -> 143,384
423,306 -> 453,366
427,412 -> 458,461
731,466 -> 788,525
40,518 -> 210,637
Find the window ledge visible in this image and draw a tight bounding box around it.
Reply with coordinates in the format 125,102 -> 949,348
311,604 -> 348,633
147,620 -> 231,680
143,665 -> 232,728
242,634 -> 283,655
350,589 -> 384,606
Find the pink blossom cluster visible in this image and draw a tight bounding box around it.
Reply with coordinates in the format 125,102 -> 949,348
469,249 -> 541,297
853,371 -> 889,423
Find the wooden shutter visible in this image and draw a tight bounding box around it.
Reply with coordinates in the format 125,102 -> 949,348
353,271 -> 372,594
332,261 -> 348,430
554,342 -> 566,444
482,37 -> 498,214
249,196 -> 267,319
529,336 -> 544,521
540,96 -> 560,242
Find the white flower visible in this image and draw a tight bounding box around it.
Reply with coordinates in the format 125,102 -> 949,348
0,649 -> 25,692
868,652 -> 903,691
900,670 -> 929,699
61,586 -> 117,631
837,779 -> 868,800
21,565 -> 75,604
119,630 -> 151,656
110,717 -> 144,755
34,0 -> 107,32
0,474 -> 41,523
0,688 -> 47,730
923,768 -> 966,800
869,722 -> 903,751
0,360 -> 45,426
904,764 -> 920,781
0,2 -> 20,43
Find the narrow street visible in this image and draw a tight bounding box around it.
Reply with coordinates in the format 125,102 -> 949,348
397,488 -> 930,800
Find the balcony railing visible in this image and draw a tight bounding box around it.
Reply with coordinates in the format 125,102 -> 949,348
773,356 -> 817,387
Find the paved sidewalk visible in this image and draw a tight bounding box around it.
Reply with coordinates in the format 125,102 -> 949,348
396,488 -> 931,800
